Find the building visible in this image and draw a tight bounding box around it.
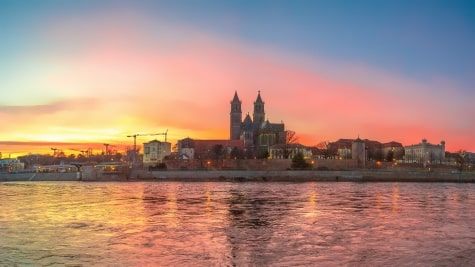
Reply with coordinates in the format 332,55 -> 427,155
230,91 -> 286,154
337,148 -> 352,159
34,164 -> 77,173
329,138 -> 404,161
382,141 -> 405,161
404,139 -> 445,165
177,138 -> 244,160
0,158 -> 25,172
143,140 -> 172,166
269,143 -> 312,159
468,152 -> 475,164
352,138 -> 366,168
328,139 -> 353,157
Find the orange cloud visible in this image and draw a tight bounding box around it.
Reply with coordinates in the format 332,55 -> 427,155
1,9 -> 473,155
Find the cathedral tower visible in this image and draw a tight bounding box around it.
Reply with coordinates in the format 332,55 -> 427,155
230,91 -> 242,140
253,91 -> 265,127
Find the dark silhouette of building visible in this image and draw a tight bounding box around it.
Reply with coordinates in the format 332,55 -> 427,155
230,91 -> 285,153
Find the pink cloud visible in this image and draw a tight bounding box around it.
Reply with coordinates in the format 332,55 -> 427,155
2,9 -> 473,153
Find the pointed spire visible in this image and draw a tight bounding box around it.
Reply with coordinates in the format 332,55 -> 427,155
243,113 -> 252,123
255,90 -> 263,103
232,90 -> 240,102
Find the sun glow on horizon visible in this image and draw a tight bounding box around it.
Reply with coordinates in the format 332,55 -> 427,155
1,3 -> 474,155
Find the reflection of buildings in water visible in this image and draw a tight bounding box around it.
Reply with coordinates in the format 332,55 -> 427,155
392,184 -> 400,213
140,183 -> 230,264
374,191 -> 383,212
349,187 -> 371,212
204,187 -> 213,214
141,183 -> 179,228
303,188 -> 320,219
225,188 -> 291,266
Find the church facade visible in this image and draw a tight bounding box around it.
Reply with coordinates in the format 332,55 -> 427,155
230,91 -> 286,153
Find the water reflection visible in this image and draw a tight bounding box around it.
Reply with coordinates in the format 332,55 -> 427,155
392,184 -> 400,213
1,182 -> 475,266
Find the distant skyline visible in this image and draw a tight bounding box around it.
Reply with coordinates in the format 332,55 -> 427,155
1,0 -> 474,156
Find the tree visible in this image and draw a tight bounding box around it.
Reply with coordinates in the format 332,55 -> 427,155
284,130 -> 299,159
316,141 -> 329,150
394,149 -> 404,160
230,147 -> 244,159
285,130 -> 299,144
386,150 -> 394,162
257,150 -> 269,159
316,140 -> 335,159
291,152 -> 311,170
455,150 -> 467,172
244,149 -> 254,159
211,144 -> 225,160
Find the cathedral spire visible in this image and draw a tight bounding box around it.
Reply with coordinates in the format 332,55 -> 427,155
232,90 -> 240,103
230,91 -> 242,140
255,90 -> 263,103
253,90 -> 265,126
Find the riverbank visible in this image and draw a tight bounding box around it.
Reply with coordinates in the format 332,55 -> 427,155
146,170 -> 475,183
1,169 -> 474,183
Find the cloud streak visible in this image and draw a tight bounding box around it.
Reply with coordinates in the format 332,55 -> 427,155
0,8 -> 473,153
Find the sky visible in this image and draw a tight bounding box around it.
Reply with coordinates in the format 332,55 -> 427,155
0,0 -> 474,156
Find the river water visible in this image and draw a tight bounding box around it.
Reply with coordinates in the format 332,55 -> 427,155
1,182 -> 475,266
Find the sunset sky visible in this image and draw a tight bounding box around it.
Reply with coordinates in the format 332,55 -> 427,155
1,0 -> 474,156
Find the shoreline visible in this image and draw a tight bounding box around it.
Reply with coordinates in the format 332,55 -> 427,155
1,170 -> 474,183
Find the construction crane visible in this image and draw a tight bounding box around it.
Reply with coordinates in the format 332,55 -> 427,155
103,144 -> 110,155
69,148 -> 92,157
126,130 -> 168,153
126,130 -> 168,163
51,147 -> 60,157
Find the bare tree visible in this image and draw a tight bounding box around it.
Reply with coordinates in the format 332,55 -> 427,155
283,130 -> 299,159
455,150 -> 468,173
285,130 -> 299,144
316,140 -> 332,159
315,141 -> 330,150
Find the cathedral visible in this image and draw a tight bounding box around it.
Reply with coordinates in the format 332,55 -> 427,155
230,91 -> 286,153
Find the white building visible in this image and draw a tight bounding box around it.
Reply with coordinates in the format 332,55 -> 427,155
0,158 -> 25,172
178,147 -> 195,160
404,139 -> 445,165
143,140 -> 172,166
337,148 -> 352,159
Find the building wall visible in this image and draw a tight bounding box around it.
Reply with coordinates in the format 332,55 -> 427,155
269,146 -> 312,159
337,148 -> 352,159
0,159 -> 25,172
177,138 -> 244,159
230,112 -> 242,140
352,141 -> 366,168
404,139 -> 445,164
178,148 -> 195,159
382,146 -> 405,160
163,159 -> 292,170
143,141 -> 172,166
313,159 -> 359,170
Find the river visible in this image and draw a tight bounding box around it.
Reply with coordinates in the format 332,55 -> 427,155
1,182 -> 475,266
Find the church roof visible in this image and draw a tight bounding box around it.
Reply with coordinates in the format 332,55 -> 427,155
260,120 -> 284,132
255,90 -> 264,103
242,114 -> 253,130
231,91 -> 240,102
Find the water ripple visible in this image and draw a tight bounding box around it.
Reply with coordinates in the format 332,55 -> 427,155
1,181 -> 475,265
